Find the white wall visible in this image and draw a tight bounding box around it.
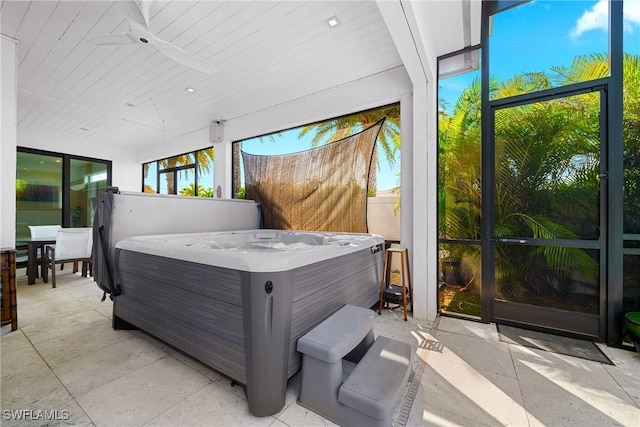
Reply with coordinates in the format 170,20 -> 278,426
136,125 -> 211,164
367,196 -> 401,241
224,67 -> 411,142
1,35 -> 18,248
18,128 -> 140,192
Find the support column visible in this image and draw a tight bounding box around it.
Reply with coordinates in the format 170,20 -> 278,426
377,0 -> 437,321
1,35 -> 18,248
212,137 -> 231,198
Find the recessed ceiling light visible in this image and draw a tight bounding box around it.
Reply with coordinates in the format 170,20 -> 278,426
326,16 -> 341,28
185,87 -> 196,93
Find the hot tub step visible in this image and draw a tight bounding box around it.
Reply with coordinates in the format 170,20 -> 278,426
298,305 -> 413,427
339,336 -> 413,421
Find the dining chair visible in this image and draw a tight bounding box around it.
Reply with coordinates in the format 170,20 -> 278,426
28,225 -> 62,239
43,228 -> 93,288
28,225 -> 61,278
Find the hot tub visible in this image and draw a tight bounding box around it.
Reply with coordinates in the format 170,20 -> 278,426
113,229 -> 384,416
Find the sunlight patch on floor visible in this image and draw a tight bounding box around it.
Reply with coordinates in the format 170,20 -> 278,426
518,359 -> 637,425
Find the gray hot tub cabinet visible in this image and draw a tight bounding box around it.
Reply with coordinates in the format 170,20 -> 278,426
113,243 -> 383,416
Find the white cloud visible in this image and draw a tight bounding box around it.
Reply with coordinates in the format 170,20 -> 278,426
623,0 -> 640,32
571,0 -> 640,38
570,0 -> 608,39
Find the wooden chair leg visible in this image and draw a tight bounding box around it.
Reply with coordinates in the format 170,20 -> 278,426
378,250 -> 390,314
73,262 -> 79,274
43,258 -> 49,283
51,262 -> 57,288
39,254 -> 46,278
81,262 -> 88,277
400,250 -> 408,321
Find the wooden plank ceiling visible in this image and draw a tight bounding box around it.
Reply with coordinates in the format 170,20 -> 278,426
0,1 -> 403,149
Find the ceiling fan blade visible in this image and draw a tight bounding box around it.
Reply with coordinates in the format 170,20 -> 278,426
120,0 -> 150,30
89,0 -> 216,74
87,33 -> 138,45
88,0 -> 153,46
156,43 -> 217,74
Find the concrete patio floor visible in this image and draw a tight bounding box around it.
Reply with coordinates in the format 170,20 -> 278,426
2,267 -> 639,426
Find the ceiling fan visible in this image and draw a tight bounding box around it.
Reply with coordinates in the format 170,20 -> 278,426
88,0 -> 216,74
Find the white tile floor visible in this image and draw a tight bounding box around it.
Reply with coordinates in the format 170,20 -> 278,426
2,267 -> 639,427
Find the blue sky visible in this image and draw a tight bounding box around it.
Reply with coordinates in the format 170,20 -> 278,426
240,0 -> 640,192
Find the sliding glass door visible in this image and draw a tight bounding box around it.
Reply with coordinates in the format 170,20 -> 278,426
16,151 -> 63,240
16,148 -> 111,239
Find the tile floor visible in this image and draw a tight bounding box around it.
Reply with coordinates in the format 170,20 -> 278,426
2,267 -> 639,426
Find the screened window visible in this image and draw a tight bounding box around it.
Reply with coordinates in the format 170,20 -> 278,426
142,148 -> 214,197
622,0 -> 640,314
437,46 -> 482,319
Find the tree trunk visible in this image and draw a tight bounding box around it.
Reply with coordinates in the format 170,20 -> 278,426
233,143 -> 241,196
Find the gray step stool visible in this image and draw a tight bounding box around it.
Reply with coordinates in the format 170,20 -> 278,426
297,304 -> 413,427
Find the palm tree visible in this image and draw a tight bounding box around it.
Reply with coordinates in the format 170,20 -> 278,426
620,54 -> 640,237
491,53 -> 640,302
437,76 -> 488,296
492,89 -> 601,301
439,76 -> 486,242
232,143 -> 241,197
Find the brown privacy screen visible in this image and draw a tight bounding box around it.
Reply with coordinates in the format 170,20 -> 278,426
242,119 -> 385,232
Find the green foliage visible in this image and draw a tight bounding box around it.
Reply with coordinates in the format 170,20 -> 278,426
198,187 -> 215,198
179,183 -> 214,197
438,76 -> 487,242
